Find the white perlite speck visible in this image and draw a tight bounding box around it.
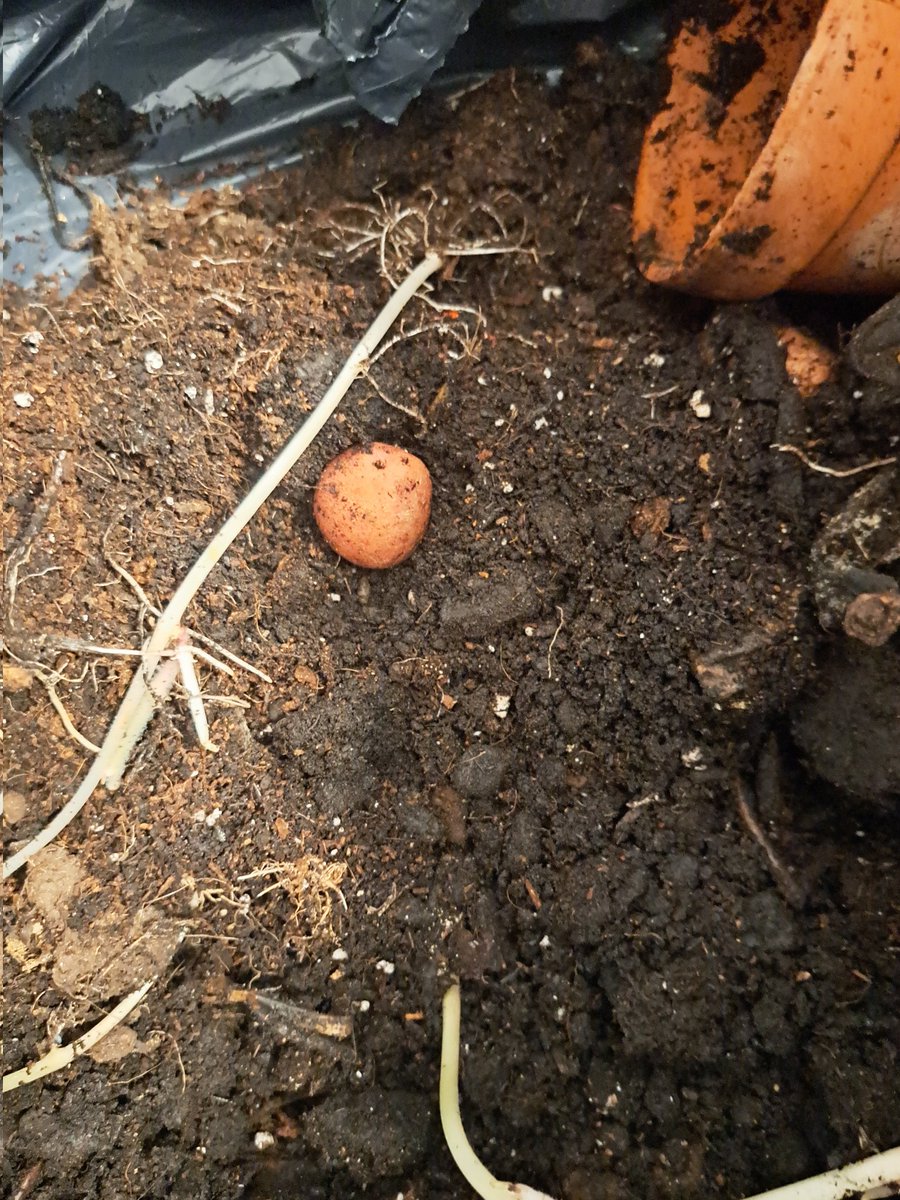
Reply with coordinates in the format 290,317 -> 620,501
13,392 -> 34,408
144,349 -> 164,373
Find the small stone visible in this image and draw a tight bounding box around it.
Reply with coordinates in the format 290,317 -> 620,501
692,656 -> 741,700
3,664 -> 34,691
429,784 -> 466,846
843,590 -> 900,647
293,663 -> 320,691
144,349 -> 164,373
4,790 -> 28,824
440,570 -> 534,638
630,496 -> 671,541
689,389 -> 711,419
13,391 -> 34,408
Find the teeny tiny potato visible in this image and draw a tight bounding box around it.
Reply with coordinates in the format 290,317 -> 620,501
313,442 -> 432,569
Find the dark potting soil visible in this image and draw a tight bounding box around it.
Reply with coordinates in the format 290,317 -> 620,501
4,39 -> 898,1200
29,83 -> 148,166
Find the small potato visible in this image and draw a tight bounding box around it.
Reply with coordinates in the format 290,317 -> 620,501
313,442 -> 432,569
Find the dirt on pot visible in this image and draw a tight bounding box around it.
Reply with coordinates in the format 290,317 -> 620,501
3,38 -> 899,1200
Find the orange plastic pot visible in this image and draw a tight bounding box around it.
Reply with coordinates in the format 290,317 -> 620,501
632,0 -> 900,300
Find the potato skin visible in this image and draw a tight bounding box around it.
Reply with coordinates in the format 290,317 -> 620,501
313,442 -> 432,569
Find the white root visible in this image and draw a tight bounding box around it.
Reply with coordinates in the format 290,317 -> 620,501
440,983 -> 557,1200
4,252 -> 444,879
174,640 -> 218,753
2,980 -> 154,1093
440,983 -> 899,1200
35,669 -> 102,754
742,1148 -> 900,1200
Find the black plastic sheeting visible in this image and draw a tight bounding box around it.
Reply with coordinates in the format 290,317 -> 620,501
3,0 -> 664,289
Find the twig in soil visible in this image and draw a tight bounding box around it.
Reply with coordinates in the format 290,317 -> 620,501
741,1145 -> 900,1200
734,778 -> 805,910
26,134 -> 92,250
28,301 -> 70,343
200,693 -> 251,709
2,979 -> 154,1093
8,637 -> 143,660
227,988 -> 353,1041
770,444 -> 897,478
440,983 -> 557,1200
4,450 -> 67,624
151,1029 -> 187,1092
11,1163 -> 43,1200
547,606 -> 565,680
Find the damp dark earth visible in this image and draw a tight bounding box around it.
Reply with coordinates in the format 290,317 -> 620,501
4,39 -> 899,1200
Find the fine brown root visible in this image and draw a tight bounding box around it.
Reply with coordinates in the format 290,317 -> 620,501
237,856 -> 348,940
